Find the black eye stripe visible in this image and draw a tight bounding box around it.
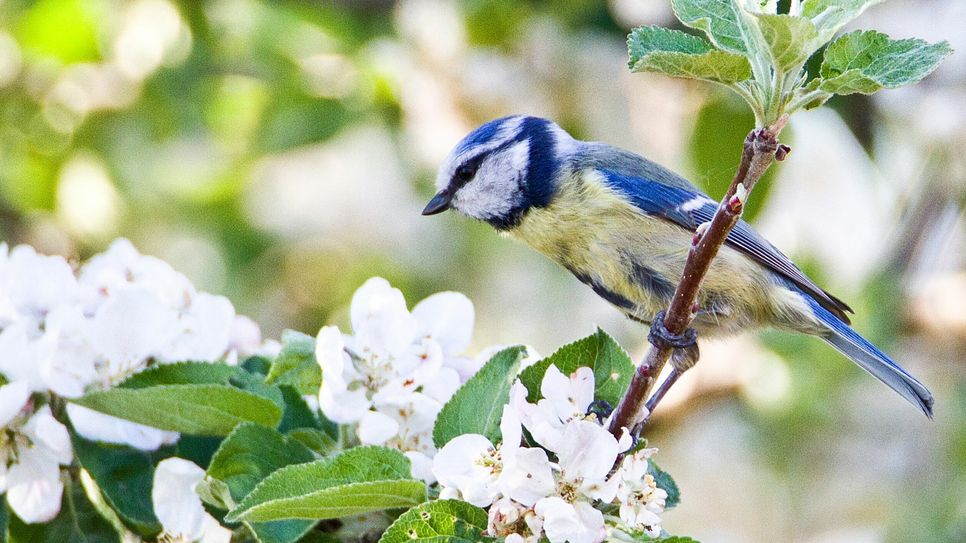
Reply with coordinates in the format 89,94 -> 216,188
449,135 -> 530,190
450,153 -> 486,189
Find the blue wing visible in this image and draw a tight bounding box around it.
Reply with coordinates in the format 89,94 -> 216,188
599,169 -> 853,322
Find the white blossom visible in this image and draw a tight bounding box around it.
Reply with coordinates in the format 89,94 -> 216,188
316,277 -> 490,482
152,458 -> 231,543
615,448 -> 667,537
0,401 -> 73,524
512,365 -> 594,452
432,433 -> 502,507
0,239 -> 265,451
432,365 -> 666,543
432,406 -> 553,508
534,498 -> 605,543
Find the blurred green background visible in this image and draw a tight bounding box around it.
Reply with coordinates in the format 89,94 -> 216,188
0,0 -> 963,541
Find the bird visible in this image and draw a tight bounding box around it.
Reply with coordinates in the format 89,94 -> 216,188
422,115 -> 934,417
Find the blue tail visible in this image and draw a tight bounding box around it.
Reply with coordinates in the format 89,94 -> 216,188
806,298 -> 934,418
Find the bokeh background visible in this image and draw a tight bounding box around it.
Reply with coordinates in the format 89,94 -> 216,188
0,0 -> 963,541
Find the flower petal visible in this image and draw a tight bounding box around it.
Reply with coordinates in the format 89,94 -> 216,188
153,458 -> 219,541
0,380 -> 31,428
315,326 -> 353,393
358,410 -> 400,444
557,420 -> 619,484
6,445 -> 64,524
318,385 -> 370,424
67,404 -> 179,451
404,451 -> 435,483
500,447 -> 555,506
158,293 -> 235,363
411,292 -> 474,355
421,366 -> 461,403
540,365 -> 593,424
431,434 -> 499,507
23,407 -> 72,466
91,287 -> 178,378
39,305 -> 97,398
349,277 -> 414,358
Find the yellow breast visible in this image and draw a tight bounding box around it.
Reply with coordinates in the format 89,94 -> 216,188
505,169 -> 776,335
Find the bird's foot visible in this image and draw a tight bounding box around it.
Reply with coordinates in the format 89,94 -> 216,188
587,399 -> 614,423
648,310 -> 699,372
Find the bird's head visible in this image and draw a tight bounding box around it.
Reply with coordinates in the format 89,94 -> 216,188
422,115 -> 577,230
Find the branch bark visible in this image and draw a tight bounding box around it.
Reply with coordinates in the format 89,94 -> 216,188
607,120 -> 787,441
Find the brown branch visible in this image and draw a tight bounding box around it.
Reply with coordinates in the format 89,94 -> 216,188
607,120 -> 787,442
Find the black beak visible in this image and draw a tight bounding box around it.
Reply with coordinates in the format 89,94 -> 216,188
422,191 -> 453,216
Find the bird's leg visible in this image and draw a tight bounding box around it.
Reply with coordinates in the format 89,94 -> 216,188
641,346 -> 700,415
636,311 -> 700,425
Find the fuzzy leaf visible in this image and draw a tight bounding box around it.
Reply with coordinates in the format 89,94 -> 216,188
287,427 -> 338,455
117,360 -> 241,388
378,500 -> 497,543
206,423 -> 318,543
649,461 -> 681,509
628,26 -> 752,84
226,447 -> 426,523
265,330 -> 321,395
207,423 -> 317,500
671,0 -> 756,55
278,385 -> 337,438
755,14 -> 819,71
70,433 -> 164,537
818,30 -> 952,94
7,482 -> 119,543
519,328 -> 634,408
801,0 -> 885,42
432,346 -> 526,448
72,383 -> 283,436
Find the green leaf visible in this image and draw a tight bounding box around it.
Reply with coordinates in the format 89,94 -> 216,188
207,423 -> 317,500
817,30 -> 951,95
629,25 -> 716,60
801,0 -> 884,42
232,480 -> 427,523
628,26 -> 752,84
266,330 -> 321,396
71,362 -> 283,435
72,383 -> 283,436
206,423 -> 318,543
70,433 -> 163,537
519,328 -> 634,408
7,482 -> 119,543
118,361 -> 241,388
226,447 -> 426,523
649,461 -> 681,509
755,14 -> 819,72
242,355 -> 273,376
671,0 -> 756,55
378,500 -> 497,543
286,428 -> 338,455
175,435 -> 223,468
432,346 -> 526,448
278,385 -> 336,438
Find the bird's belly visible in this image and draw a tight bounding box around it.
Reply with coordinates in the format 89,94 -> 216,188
511,207 -> 774,337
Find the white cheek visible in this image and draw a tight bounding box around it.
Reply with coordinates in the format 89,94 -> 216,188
454,140 -> 530,220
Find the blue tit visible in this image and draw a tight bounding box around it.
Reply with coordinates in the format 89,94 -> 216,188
422,115 -> 933,417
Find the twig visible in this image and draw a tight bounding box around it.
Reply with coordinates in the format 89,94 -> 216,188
607,119 -> 786,442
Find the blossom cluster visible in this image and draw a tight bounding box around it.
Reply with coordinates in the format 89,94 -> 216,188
315,277 -> 487,481
432,366 -> 668,543
0,239 -> 262,524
